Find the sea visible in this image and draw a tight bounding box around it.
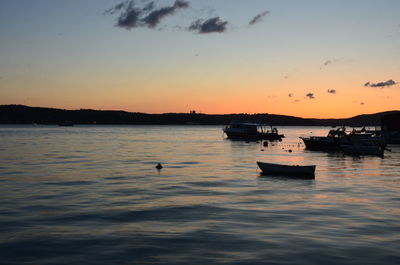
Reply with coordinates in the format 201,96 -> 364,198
0,125 -> 399,265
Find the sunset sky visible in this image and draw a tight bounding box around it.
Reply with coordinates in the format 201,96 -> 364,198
0,0 -> 399,118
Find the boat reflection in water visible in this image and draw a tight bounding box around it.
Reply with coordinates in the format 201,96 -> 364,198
223,120 -> 284,141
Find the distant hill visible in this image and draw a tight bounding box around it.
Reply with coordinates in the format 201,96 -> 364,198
0,104 -> 399,126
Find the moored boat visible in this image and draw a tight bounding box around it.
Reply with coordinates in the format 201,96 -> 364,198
300,126 -> 385,152
257,161 -> 316,178
300,127 -> 347,151
223,120 -> 284,140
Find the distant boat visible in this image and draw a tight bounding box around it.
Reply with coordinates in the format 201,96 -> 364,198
223,120 -> 284,140
257,161 -> 316,178
300,126 -> 384,151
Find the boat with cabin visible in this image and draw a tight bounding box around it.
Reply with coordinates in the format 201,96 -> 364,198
223,120 -> 284,140
300,127 -> 347,151
300,126 -> 385,152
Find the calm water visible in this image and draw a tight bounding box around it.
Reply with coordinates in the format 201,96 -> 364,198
1,125 -> 399,265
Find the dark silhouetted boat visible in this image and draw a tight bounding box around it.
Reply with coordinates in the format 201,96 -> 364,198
257,161 -> 316,178
223,120 -> 284,140
299,127 -> 347,151
301,127 -> 386,153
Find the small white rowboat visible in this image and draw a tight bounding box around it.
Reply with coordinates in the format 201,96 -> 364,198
257,161 -> 316,178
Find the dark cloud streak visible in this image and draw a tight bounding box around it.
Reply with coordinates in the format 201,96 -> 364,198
142,0 -> 189,28
306,93 -> 315,99
327,89 -> 336,94
117,2 -> 142,30
109,0 -> 189,30
249,11 -> 269,25
189,17 -> 228,33
364,79 -> 397,88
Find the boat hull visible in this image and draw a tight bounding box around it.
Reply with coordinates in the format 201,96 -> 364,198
300,137 -> 341,151
257,162 -> 316,178
225,131 -> 283,140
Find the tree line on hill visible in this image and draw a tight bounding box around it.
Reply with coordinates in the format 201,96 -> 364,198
0,104 -> 399,127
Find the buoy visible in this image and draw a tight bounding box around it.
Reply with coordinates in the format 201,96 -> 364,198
156,163 -> 163,170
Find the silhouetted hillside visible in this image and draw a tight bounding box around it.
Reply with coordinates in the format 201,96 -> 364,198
0,105 -> 399,126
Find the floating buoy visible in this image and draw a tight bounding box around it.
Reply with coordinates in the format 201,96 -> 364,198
156,163 -> 163,170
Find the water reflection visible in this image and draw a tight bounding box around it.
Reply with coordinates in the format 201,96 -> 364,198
0,125 -> 399,265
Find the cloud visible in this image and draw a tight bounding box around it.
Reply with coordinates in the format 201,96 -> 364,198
116,4 -> 143,29
327,89 -> 336,94
364,79 -> 397,88
142,0 -> 189,28
320,58 -> 349,69
249,11 -> 269,25
360,102 -> 365,105
108,0 -> 189,30
292,99 -> 300,103
143,2 -> 155,12
306,93 -> 315,99
189,17 -> 229,33
104,1 -> 129,15
288,93 -> 293,97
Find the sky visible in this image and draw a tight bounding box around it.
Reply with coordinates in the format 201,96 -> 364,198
0,0 -> 399,118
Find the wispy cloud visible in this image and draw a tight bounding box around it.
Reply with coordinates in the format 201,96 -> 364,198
327,89 -> 336,94
142,0 -> 189,28
364,79 -> 397,88
107,0 -> 189,30
104,1 -> 128,15
320,58 -> 349,69
107,1 -> 271,34
116,4 -> 142,29
189,17 -> 229,34
306,93 -> 315,99
248,11 -> 269,25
